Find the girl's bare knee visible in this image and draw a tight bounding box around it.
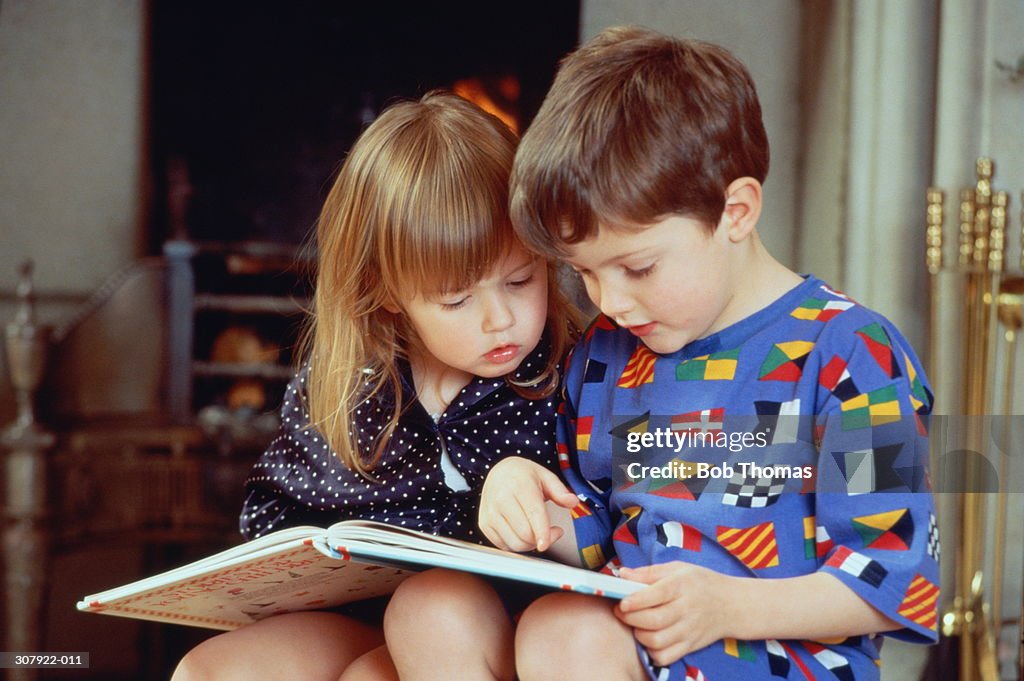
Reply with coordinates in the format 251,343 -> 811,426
337,645 -> 397,681
385,568 -> 499,638
170,633 -> 230,681
172,612 -> 382,681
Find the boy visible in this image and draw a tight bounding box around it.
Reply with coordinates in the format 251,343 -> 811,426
478,26 -> 939,681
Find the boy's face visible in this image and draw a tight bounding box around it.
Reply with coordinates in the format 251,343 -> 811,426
564,214 -> 737,355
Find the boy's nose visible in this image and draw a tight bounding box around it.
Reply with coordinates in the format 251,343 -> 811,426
482,294 -> 515,333
593,282 -> 633,320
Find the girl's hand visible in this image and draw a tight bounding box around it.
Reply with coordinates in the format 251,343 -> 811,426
615,562 -> 737,668
479,457 -> 579,552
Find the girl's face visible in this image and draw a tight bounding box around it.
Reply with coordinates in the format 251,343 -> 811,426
402,246 -> 549,382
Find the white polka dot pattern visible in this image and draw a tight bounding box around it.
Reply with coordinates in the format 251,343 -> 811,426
240,338 -> 559,544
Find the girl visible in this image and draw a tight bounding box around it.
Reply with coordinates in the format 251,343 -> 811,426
172,91 -> 578,681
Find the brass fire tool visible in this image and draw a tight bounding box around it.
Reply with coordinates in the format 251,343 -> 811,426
927,159 -> 1022,681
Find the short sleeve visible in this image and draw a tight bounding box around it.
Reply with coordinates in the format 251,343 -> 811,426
813,320 -> 940,643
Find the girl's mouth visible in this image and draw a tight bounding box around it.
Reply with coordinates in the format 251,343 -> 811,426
484,344 -> 520,364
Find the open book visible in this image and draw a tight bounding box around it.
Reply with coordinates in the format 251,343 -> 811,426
76,519 -> 641,630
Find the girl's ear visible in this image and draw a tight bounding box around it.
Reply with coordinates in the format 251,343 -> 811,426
721,177 -> 763,243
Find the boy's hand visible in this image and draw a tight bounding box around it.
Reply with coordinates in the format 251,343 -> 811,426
479,456 -> 579,552
615,562 -> 736,668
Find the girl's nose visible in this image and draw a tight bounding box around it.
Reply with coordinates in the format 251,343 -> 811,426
482,293 -> 516,333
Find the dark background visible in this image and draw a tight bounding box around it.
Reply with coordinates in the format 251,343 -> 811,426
149,0 -> 581,249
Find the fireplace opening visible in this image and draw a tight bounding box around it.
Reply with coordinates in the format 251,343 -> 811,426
147,2 -> 580,417
149,1 -> 581,248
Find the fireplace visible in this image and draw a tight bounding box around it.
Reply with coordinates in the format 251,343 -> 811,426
145,2 -> 581,418
148,1 -> 581,248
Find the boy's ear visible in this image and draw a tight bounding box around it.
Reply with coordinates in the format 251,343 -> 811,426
721,177 -> 763,242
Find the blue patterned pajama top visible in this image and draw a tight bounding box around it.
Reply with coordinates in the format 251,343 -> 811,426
560,276 -> 939,681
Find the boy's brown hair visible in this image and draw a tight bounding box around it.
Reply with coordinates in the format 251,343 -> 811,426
511,25 -> 769,255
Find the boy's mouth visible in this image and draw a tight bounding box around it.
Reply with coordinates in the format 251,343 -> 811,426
626,322 -> 657,337
484,344 -> 520,364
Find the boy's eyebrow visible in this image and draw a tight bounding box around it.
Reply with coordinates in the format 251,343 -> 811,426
568,249 -> 653,270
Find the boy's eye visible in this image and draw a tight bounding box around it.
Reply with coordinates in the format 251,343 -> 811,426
624,263 -> 656,279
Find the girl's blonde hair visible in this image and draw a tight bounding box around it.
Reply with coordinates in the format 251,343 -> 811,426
302,91 -> 577,477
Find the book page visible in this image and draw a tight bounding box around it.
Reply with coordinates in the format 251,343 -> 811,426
324,521 -> 640,599
541,500 -> 581,567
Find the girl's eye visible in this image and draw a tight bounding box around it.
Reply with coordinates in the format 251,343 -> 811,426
624,263 -> 656,279
508,274 -> 535,288
440,297 -> 469,310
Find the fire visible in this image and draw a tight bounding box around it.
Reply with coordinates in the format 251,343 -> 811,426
452,75 -> 520,133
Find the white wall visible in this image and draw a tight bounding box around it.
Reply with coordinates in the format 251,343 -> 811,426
581,0 -> 803,267
0,0 -> 145,303
0,0 -> 145,419
797,1 -> 938,353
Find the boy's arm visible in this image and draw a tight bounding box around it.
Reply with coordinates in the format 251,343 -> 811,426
728,570 -> 901,638
616,563 -> 899,666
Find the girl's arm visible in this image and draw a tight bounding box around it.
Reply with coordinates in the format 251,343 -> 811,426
478,456 -> 579,552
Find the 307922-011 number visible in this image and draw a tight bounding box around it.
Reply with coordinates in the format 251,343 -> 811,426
0,653 -> 90,669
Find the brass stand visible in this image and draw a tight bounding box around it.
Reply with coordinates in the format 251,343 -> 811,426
927,159 -> 1023,681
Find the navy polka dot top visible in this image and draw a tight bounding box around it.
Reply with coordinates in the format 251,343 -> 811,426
240,334 -> 560,543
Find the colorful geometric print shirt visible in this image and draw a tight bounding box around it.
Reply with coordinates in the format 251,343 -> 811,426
241,336 -> 559,543
560,275 -> 939,681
